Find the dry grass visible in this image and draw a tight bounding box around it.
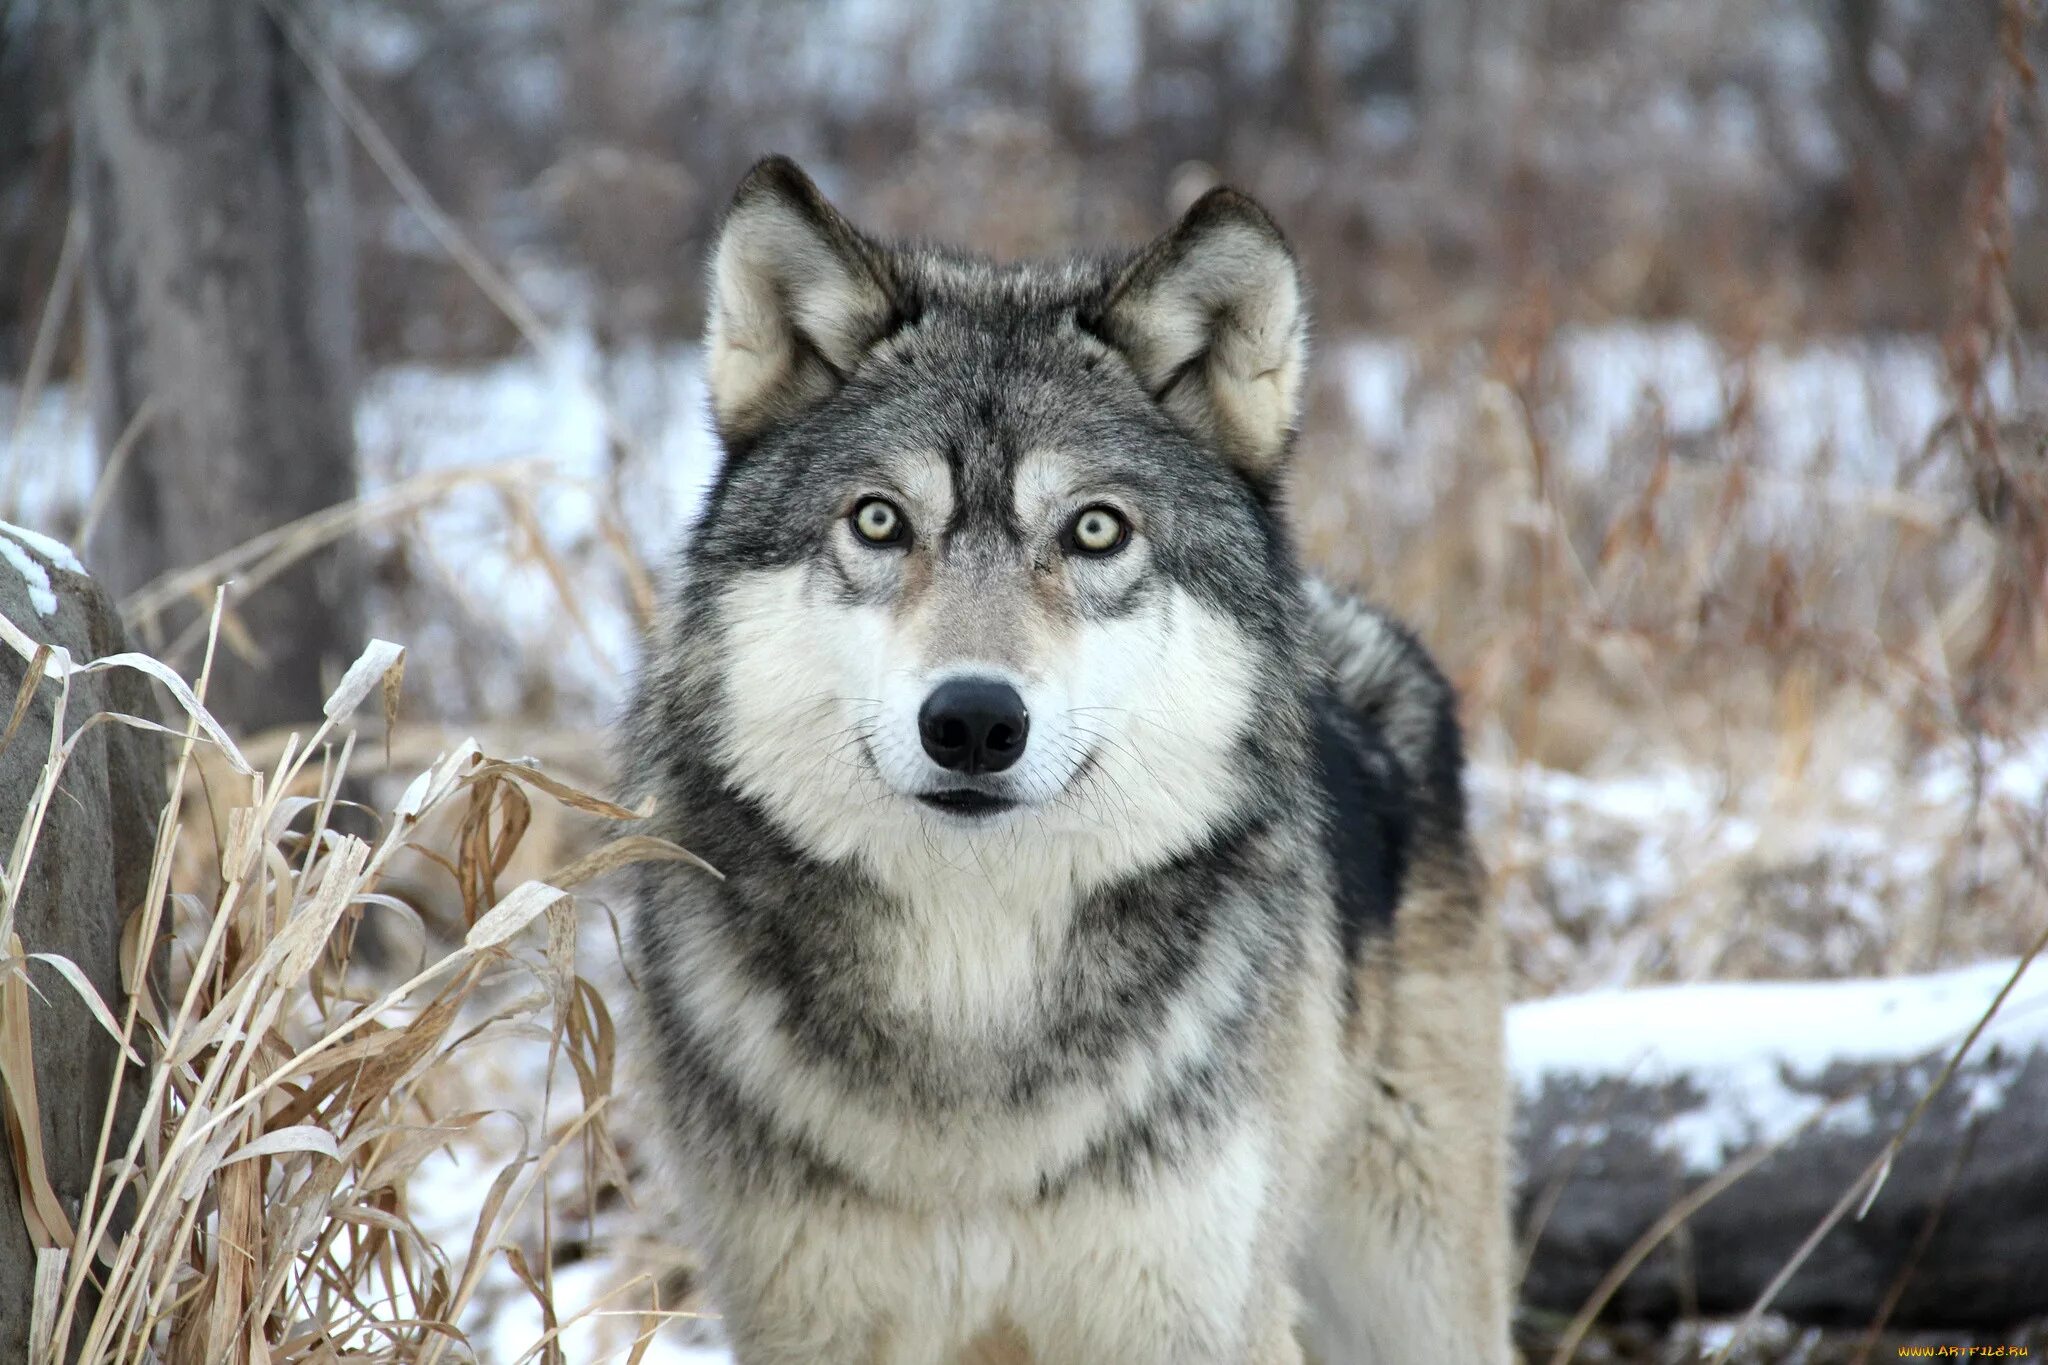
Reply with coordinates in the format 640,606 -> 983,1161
1294,340 -> 2048,988
1282,18 -> 2048,989
2,601 -> 712,1363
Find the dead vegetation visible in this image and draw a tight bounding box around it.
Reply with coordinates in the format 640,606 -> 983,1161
1287,1 -> 2048,998
0,609 -> 713,1362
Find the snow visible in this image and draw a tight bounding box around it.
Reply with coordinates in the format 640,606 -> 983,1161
472,1255 -> 729,1365
1509,324 -> 1952,484
1510,957 -> 2048,1172
0,517 -> 85,574
1311,324 -> 1999,552
0,524 -> 58,615
348,337 -> 720,718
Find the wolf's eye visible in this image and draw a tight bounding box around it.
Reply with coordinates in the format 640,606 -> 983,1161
1066,505 -> 1130,556
851,498 -> 907,545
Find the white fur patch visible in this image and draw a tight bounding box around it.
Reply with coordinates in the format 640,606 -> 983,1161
692,1121 -> 1276,1362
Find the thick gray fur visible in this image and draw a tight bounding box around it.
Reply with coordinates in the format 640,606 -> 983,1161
622,157 -> 1511,1365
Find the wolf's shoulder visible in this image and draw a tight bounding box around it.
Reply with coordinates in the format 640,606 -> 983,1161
1300,580 -> 1469,958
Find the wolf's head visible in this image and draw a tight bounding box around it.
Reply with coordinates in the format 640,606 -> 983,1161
657,156 -> 1314,884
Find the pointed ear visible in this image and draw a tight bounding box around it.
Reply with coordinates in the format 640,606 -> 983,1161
1093,188 -> 1307,480
704,156 -> 899,443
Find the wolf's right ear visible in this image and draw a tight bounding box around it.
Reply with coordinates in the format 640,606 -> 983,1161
704,157 -> 898,444
1092,188 -> 1307,483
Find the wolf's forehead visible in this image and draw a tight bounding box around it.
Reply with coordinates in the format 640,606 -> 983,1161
875,446 -> 1094,528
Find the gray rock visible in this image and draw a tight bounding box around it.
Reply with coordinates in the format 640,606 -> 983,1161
0,534 -> 165,1362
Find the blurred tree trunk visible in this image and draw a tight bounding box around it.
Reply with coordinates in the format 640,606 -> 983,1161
74,0 -> 361,735
1415,0 -> 1483,175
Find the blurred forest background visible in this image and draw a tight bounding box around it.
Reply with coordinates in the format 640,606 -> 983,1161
2,1 -> 2047,1361
9,0 -> 2048,357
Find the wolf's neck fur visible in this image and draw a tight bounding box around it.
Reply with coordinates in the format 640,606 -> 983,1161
856,826 -> 1107,1039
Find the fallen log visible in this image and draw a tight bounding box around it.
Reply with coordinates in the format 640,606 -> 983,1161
1512,961 -> 2048,1330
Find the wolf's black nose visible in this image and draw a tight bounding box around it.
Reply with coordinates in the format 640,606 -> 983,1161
919,679 -> 1029,774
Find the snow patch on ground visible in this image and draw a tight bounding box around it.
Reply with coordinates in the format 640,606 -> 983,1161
349,337 -> 719,718
1478,721 -> 2048,994
1326,324 -> 1973,506
1510,957 -> 2048,1171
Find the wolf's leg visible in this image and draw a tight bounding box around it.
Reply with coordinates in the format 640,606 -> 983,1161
1299,883 -> 1514,1365
1297,1100 -> 1513,1365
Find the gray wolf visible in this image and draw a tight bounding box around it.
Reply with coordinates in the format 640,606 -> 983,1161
622,156 -> 1512,1364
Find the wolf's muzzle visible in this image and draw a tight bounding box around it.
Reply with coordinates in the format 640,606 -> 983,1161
918,678 -> 1029,774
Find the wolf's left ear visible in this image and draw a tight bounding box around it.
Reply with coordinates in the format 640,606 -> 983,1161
704,156 -> 899,444
1093,188 -> 1307,480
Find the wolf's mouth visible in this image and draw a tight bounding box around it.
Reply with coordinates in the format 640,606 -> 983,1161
916,788 -> 1017,818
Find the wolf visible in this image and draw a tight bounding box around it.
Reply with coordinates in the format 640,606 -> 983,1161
621,156 -> 1512,1365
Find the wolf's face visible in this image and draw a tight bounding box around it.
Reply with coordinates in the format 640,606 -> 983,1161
681,159 -> 1311,881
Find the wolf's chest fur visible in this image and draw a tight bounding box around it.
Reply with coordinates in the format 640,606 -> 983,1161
865,849 -> 1082,1038
641,807 -> 1325,1205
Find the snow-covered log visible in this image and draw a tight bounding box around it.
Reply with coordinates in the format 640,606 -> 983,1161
1512,960 -> 2048,1329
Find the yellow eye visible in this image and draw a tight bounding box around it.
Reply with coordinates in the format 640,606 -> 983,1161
1068,505 -> 1129,556
851,498 -> 906,545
